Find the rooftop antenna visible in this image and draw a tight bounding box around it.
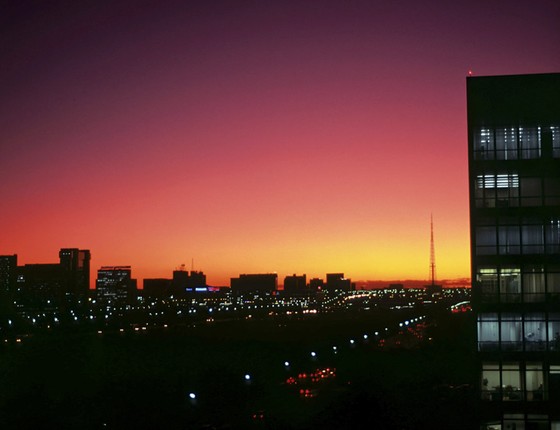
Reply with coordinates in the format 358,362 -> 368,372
429,214 -> 437,286
191,258 -> 194,272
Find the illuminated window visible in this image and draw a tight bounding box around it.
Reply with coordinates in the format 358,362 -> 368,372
475,174 -> 519,208
478,268 -> 498,302
524,314 -> 546,351
500,268 -> 521,303
526,364 -> 545,400
547,314 -> 560,351
495,127 -> 518,160
502,363 -> 522,400
478,313 -> 499,351
481,362 -> 500,400
474,127 -> 495,160
545,219 -> 560,254
501,314 -> 522,351
519,127 -> 541,159
552,126 -> 560,158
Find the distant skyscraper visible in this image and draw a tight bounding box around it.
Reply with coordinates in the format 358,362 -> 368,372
96,266 -> 137,303
0,255 -> 17,313
325,273 -> 351,291
0,254 -> 17,294
59,248 -> 91,298
468,73 -> 560,429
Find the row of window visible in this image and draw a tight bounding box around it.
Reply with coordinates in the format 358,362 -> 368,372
474,174 -> 560,208
473,126 -> 560,160
477,266 -> 560,303
475,221 -> 560,255
478,313 -> 560,352
481,362 -> 560,403
484,415 -> 560,430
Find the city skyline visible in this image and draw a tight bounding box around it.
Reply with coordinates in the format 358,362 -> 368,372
2,1 -> 560,286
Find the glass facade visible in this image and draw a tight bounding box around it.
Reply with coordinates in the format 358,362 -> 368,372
468,73 -> 560,429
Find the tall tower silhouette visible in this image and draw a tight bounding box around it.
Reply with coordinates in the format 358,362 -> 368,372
426,214 -> 442,294
429,214 -> 436,286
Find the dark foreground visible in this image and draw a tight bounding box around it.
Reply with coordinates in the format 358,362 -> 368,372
0,309 -> 476,429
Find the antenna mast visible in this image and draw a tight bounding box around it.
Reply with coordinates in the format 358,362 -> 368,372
430,214 -> 436,286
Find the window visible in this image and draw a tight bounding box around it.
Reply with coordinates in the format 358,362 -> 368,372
548,268 -> 560,302
552,126 -> 560,158
545,220 -> 560,254
526,364 -> 545,400
522,267 -> 545,303
519,177 -> 541,206
481,362 -> 500,400
519,127 -> 541,159
550,366 -> 560,403
548,313 -> 560,351
544,178 -> 560,205
478,268 -> 498,302
475,174 -> 519,208
500,268 -> 521,303
474,128 -> 495,160
501,314 -> 522,351
502,363 -> 523,401
496,127 -> 518,160
476,226 -> 497,255
521,225 -> 544,254
499,226 -> 520,255
478,313 -> 499,351
524,314 -> 546,351
473,126 -> 544,160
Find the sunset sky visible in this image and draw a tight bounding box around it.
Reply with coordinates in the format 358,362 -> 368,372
2,0 -> 559,287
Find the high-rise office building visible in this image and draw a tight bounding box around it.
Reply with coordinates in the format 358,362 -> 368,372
0,255 -> 17,294
468,73 -> 560,429
59,248 -> 91,298
0,255 -> 17,314
96,266 -> 137,303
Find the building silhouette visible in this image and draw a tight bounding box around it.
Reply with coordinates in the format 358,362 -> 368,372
0,255 -> 18,315
142,278 -> 171,299
230,273 -> 278,294
0,255 -> 17,294
309,277 -> 324,292
283,274 -> 307,296
325,273 -> 352,292
6,248 -> 91,310
144,267 -> 207,299
96,266 -> 137,303
468,73 -> 560,429
59,248 -> 91,299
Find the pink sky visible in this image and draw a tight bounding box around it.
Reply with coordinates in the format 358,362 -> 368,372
1,0 -> 559,286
